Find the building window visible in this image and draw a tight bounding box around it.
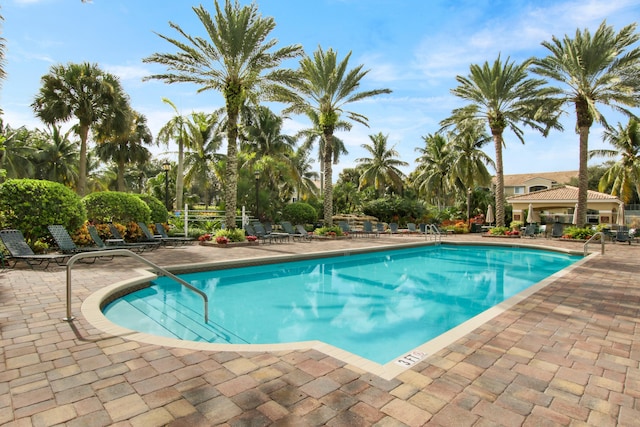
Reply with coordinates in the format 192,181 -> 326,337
514,186 -> 525,194
529,185 -> 547,192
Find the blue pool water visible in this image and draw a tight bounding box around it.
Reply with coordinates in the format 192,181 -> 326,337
103,245 -> 581,364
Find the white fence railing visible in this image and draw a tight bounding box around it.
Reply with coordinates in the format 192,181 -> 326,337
179,205 -> 257,235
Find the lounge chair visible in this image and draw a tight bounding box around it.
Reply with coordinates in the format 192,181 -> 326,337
47,225 -> 111,259
551,222 -> 564,238
108,224 -> 161,250
295,224 -> 315,240
523,224 -> 537,238
253,222 -> 289,243
154,223 -> 194,245
280,221 -> 310,242
338,221 -> 361,238
389,223 -> 399,234
137,222 -> 183,246
614,226 -> 632,245
406,223 -> 420,234
0,229 -> 70,268
87,225 -> 147,253
362,221 -> 379,238
376,223 -> 386,233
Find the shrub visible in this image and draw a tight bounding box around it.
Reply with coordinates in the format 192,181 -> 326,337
0,179 -> 86,242
137,194 -> 168,223
82,191 -> 151,224
282,202 -> 317,225
314,225 -> 343,237
562,226 -> 595,240
488,226 -> 510,236
214,228 -> 246,243
510,220 -> 524,230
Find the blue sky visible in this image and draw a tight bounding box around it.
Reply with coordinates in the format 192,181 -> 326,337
2,0 -> 640,180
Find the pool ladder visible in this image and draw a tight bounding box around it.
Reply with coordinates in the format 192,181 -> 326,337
583,232 -> 605,256
424,224 -> 442,243
63,249 -> 209,323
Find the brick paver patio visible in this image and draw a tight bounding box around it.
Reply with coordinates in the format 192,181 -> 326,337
1,234 -> 639,426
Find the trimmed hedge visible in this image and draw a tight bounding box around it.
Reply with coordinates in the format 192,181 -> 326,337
82,191 -> 151,224
282,202 -> 317,225
0,179 -> 86,242
136,194 -> 168,223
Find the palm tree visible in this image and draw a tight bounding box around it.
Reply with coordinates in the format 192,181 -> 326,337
414,133 -> 452,209
590,119 -> 640,203
156,98 -> 189,209
31,125 -> 79,187
441,56 -> 561,227
95,111 -> 153,192
0,121 -> 35,180
143,0 -> 303,228
532,21 -> 640,225
283,47 -> 392,226
356,132 -> 408,197
183,111 -> 225,207
288,145 -> 319,202
446,120 -> 494,223
31,62 -> 129,196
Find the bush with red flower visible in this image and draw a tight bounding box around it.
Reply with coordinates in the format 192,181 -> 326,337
246,235 -> 258,242
215,236 -> 230,245
198,233 -> 212,242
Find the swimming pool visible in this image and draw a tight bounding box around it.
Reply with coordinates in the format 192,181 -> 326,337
102,244 -> 582,365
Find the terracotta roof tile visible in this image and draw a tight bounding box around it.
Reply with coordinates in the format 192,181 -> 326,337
507,185 -> 620,202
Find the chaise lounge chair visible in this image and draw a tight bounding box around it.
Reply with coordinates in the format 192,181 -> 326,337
87,225 -> 147,253
0,229 -> 70,268
551,222 -> 564,238
47,225 -> 113,260
252,222 -> 289,243
280,221 -> 310,242
362,221 -> 379,238
137,222 -> 183,247
154,223 -> 195,245
614,226 -> 632,245
108,224 -> 161,250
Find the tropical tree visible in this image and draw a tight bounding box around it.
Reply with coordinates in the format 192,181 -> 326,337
143,0 -> 303,228
183,111 -> 225,207
0,121 -> 35,180
287,145 -> 319,202
414,133 -> 452,209
95,111 -> 153,192
590,119 -> 640,203
283,47 -> 392,225
31,62 -> 129,196
446,120 -> 494,222
356,133 -> 408,197
441,55 -> 561,227
156,98 -> 189,209
532,21 -> 640,225
31,125 -> 79,187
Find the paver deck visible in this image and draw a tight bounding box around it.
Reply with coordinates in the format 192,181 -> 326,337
1,234 -> 639,426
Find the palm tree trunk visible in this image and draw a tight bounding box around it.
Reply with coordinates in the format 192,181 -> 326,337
175,140 -> 184,210
323,130 -> 333,226
225,113 -> 239,229
117,158 -> 126,192
492,131 -> 505,228
77,124 -> 89,196
576,125 -> 590,226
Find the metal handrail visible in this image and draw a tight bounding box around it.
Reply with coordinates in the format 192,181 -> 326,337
583,232 -> 605,256
425,224 -> 442,243
63,249 -> 208,323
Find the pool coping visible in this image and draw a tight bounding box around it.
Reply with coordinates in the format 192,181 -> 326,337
81,241 -> 593,380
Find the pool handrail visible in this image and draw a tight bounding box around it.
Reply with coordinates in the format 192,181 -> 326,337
63,249 -> 209,323
425,224 -> 442,243
583,232 -> 605,256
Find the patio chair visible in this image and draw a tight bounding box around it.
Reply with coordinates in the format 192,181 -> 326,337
154,223 -> 194,245
407,223 -> 420,234
551,222 -> 564,238
137,222 -> 182,247
614,226 -> 632,245
47,225 -> 112,261
0,229 -> 70,268
253,222 -> 289,243
388,223 -> 399,234
376,223 -> 386,233
362,221 -> 379,238
87,225 -> 147,253
523,223 -> 537,238
108,224 -> 161,250
295,224 -> 315,241
280,221 -> 309,242
338,221 -> 361,238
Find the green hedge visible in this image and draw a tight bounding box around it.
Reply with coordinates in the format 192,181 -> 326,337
0,179 -> 86,242
82,191 -> 151,224
282,202 -> 317,225
136,194 -> 168,223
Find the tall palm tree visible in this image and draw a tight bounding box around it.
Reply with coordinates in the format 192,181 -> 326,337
446,120 -> 494,223
156,98 -> 189,209
414,133 -> 452,209
590,119 -> 640,203
31,62 -> 129,196
183,111 -> 225,207
441,56 -> 561,227
31,125 -> 79,187
0,121 -> 35,180
283,47 -> 391,225
288,145 -> 319,202
532,21 -> 640,225
356,132 -> 408,197
95,111 -> 153,192
143,0 -> 303,228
